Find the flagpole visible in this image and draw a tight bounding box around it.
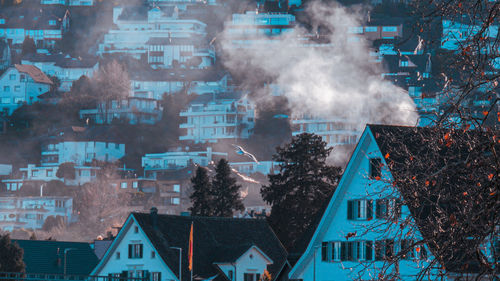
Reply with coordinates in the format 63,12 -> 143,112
188,222 -> 193,281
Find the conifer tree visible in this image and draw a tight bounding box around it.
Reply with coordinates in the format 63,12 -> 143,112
261,133 -> 342,250
0,234 -> 25,273
211,159 -> 244,217
189,166 -> 213,216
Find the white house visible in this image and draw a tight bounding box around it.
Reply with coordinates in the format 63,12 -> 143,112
179,93 -> 255,143
229,161 -> 280,175
98,6 -> 208,60
292,115 -> 361,148
41,0 -> 94,5
142,147 -> 227,174
146,37 -> 215,69
91,209 -> 288,281
79,95 -> 163,125
130,70 -> 229,100
0,196 -> 72,231
21,53 -> 99,91
40,140 -> 125,167
148,0 -> 218,10
288,124 -> 434,281
0,64 -> 53,115
2,164 -> 100,189
0,5 -> 70,49
441,19 -> 498,52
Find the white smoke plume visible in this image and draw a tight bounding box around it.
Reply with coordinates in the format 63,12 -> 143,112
220,1 -> 419,130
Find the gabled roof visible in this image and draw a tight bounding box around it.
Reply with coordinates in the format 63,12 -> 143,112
131,212 -> 287,281
14,64 -> 53,84
0,5 -> 69,30
22,53 -> 98,69
13,239 -> 99,275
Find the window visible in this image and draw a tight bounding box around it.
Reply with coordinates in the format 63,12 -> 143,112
151,272 -> 161,281
133,181 -> 138,188
324,241 -> 372,262
376,198 -> 401,220
9,74 -> 16,80
14,97 -> 23,103
369,158 -> 382,179
128,244 -> 143,259
116,252 -> 120,259
134,226 -> 138,233
36,214 -> 43,220
31,170 -> 38,177
382,26 -> 398,32
171,198 -> 180,205
243,273 -> 260,281
91,170 -> 96,177
173,184 -> 180,192
228,270 -> 234,280
3,86 -> 10,92
115,143 -> 120,149
400,239 -> 415,260
1,98 -> 10,104
375,240 -> 394,261
400,60 -> 409,67
365,26 -> 377,32
49,20 -> 56,25
347,199 -> 373,220
20,75 -> 25,82
151,251 -> 156,258
86,153 -> 95,161
348,26 -> 363,34
47,169 -> 53,177
121,182 -> 128,189
55,200 -> 65,208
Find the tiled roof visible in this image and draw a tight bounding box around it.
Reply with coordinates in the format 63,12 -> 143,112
132,212 -> 288,281
15,64 -> 53,84
13,239 -> 99,275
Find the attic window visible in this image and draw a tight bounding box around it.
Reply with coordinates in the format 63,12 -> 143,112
49,20 -> 56,26
134,226 -> 138,233
151,251 -> 155,258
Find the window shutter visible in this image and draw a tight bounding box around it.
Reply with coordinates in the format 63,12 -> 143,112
140,244 -> 144,258
321,242 -> 328,261
365,241 -> 373,260
340,242 -> 347,261
375,241 -> 383,261
347,242 -> 353,261
145,270 -> 150,281
128,244 -> 132,258
375,200 -> 381,218
158,272 -> 162,281
367,200 -> 373,219
347,201 -> 353,220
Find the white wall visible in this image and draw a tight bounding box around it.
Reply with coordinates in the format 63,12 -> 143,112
94,217 -> 178,281
41,141 -> 125,166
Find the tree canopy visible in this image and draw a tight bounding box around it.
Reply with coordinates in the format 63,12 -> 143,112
261,133 -> 342,250
0,234 -> 25,273
189,166 -> 213,216
211,159 -> 245,217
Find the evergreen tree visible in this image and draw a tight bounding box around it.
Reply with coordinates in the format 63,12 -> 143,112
21,37 -> 36,56
211,159 -> 244,217
261,133 -> 342,250
0,234 -> 25,273
189,166 -> 213,216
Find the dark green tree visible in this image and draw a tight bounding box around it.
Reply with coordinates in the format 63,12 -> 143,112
21,37 -> 36,56
261,133 -> 342,250
189,166 -> 213,216
0,234 -> 25,273
56,162 -> 76,181
211,159 -> 244,217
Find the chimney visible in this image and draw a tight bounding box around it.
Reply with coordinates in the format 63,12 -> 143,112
150,207 -> 158,229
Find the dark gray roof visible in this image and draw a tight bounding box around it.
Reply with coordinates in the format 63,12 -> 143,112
0,5 -> 68,30
132,212 -> 288,281
22,53 -> 98,68
13,239 -> 99,276
146,36 -> 207,46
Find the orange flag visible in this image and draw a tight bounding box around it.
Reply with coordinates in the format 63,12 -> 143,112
188,222 -> 193,271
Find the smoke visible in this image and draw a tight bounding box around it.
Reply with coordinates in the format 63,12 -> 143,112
220,1 -> 419,131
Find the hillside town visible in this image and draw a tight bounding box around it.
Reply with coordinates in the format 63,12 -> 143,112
0,0 -> 498,280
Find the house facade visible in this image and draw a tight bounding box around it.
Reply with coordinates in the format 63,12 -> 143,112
0,5 -> 70,48
179,94 -> 255,143
288,125 -> 431,281
146,37 -> 215,69
0,64 -> 53,115
229,161 -> 280,175
91,210 -> 288,281
292,115 -> 361,147
98,6 -> 208,61
142,147 -> 227,173
41,140 -> 125,167
21,53 -> 99,91
0,196 -> 72,231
